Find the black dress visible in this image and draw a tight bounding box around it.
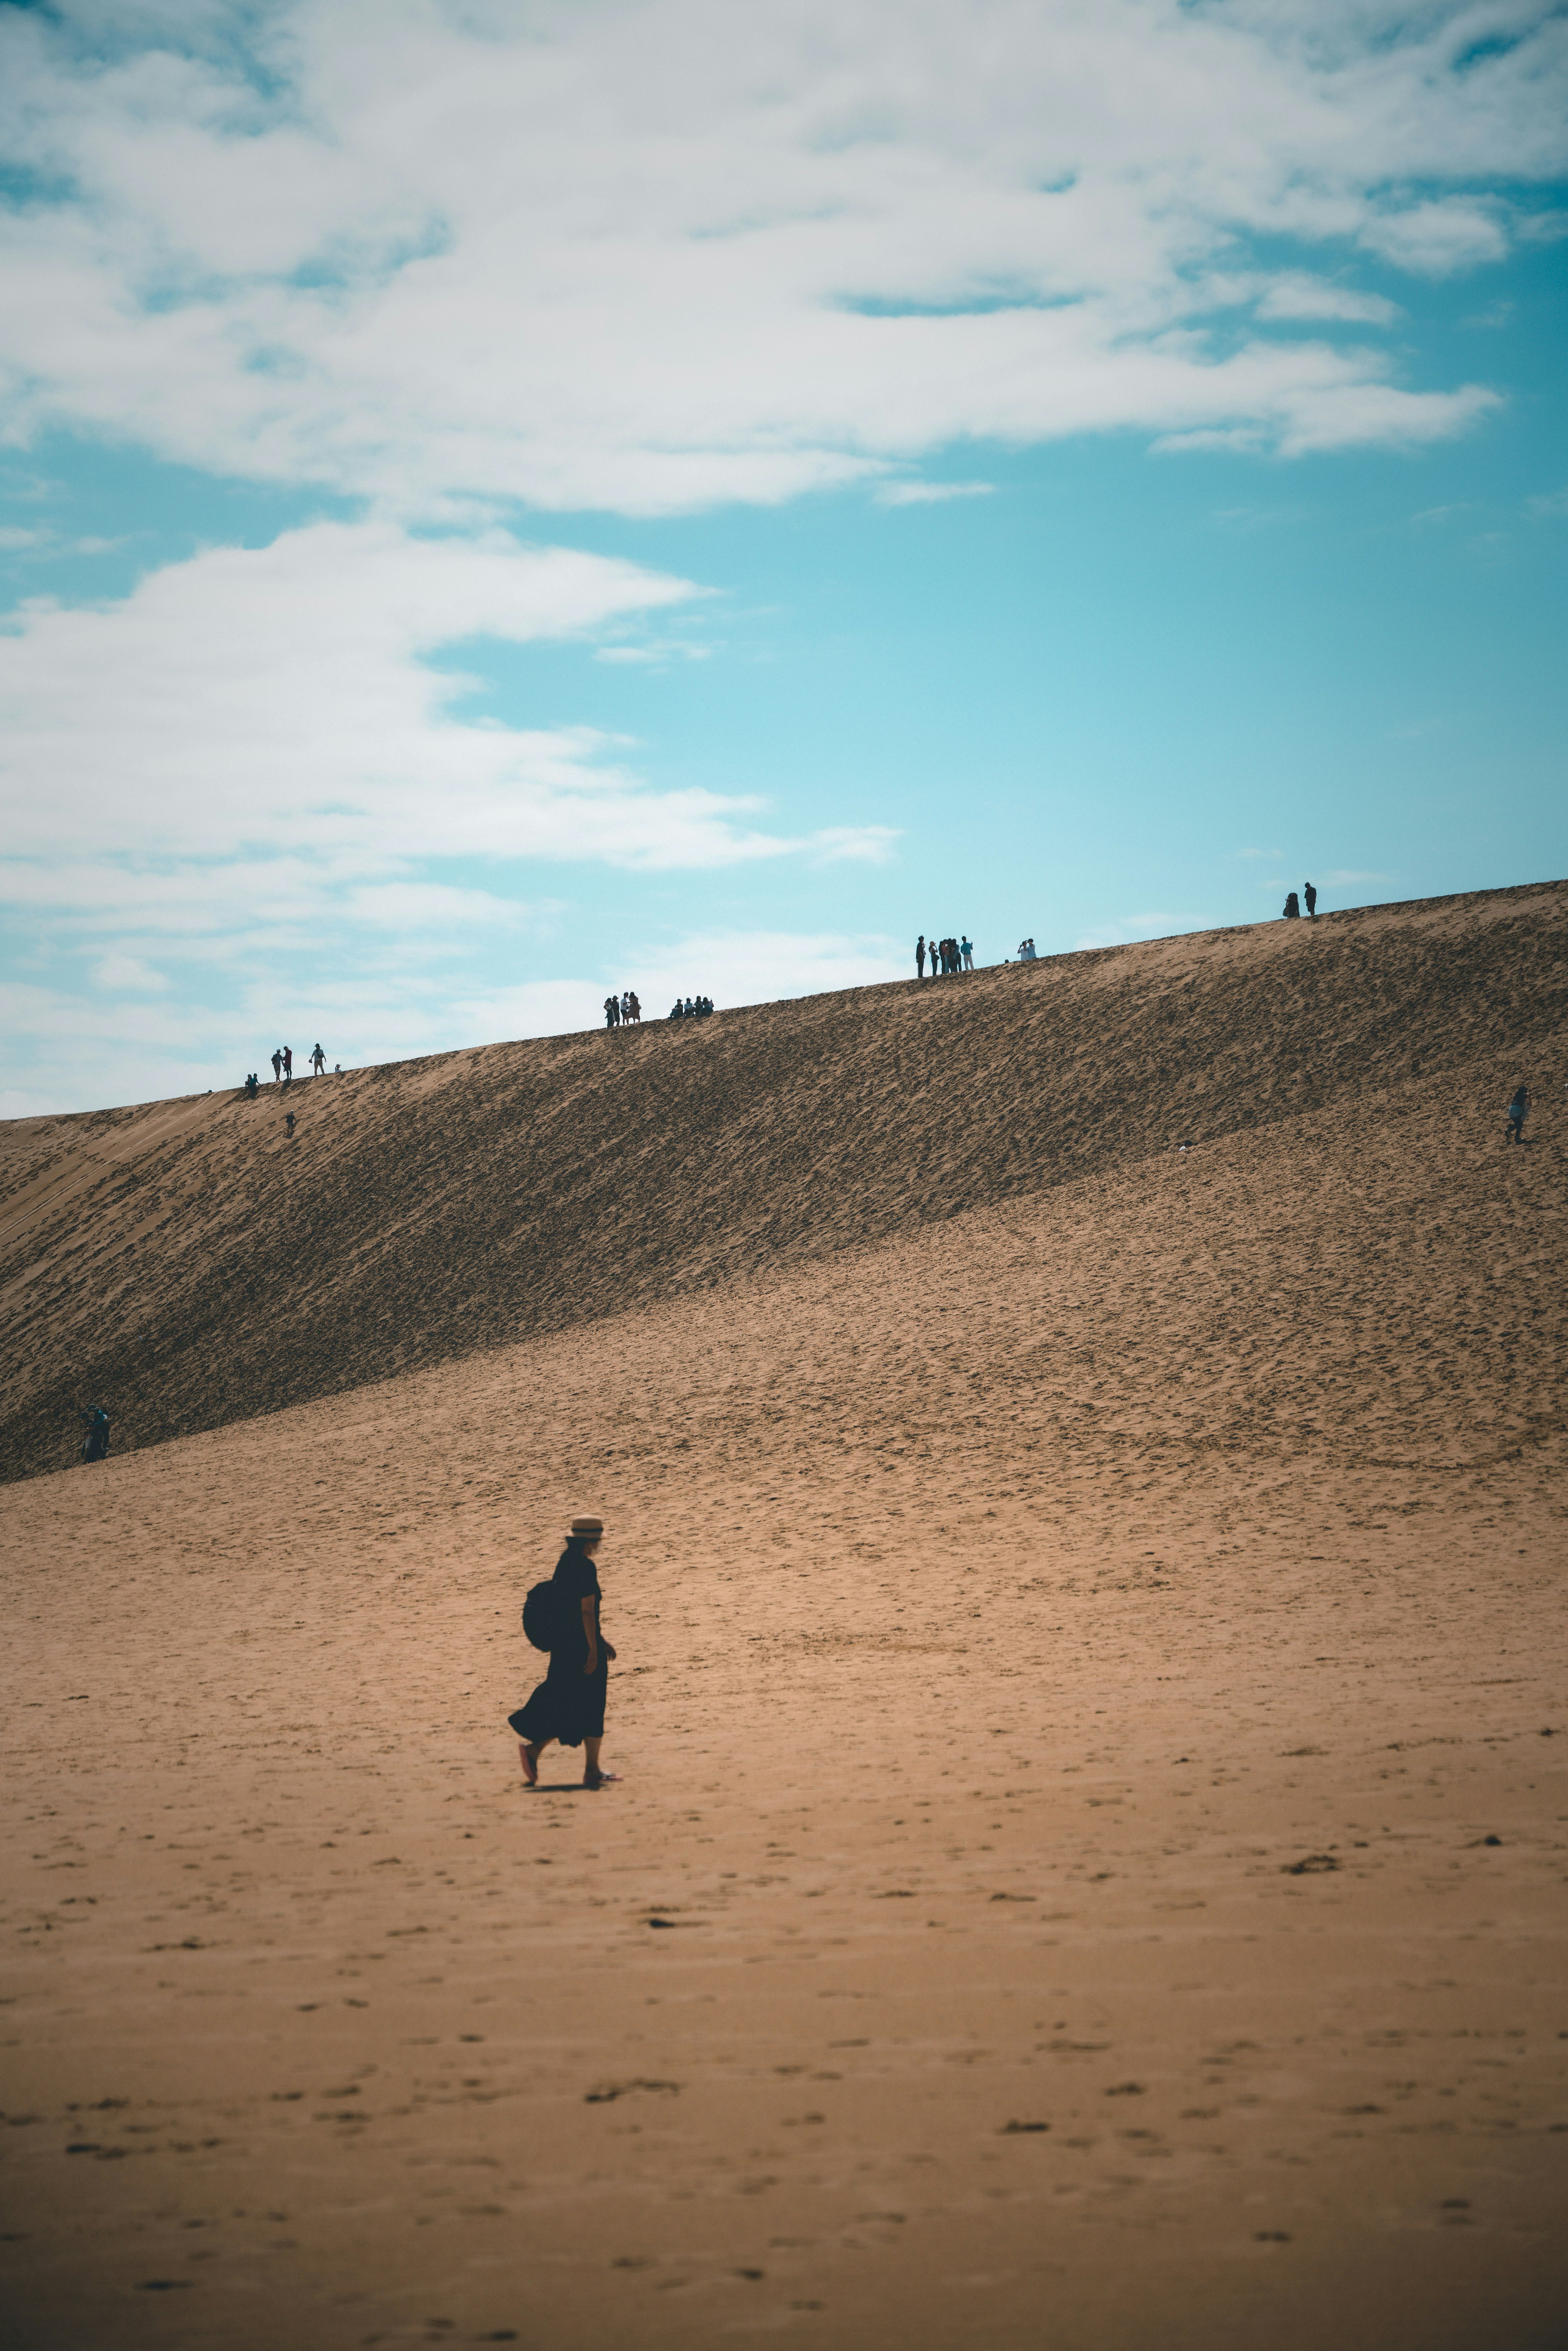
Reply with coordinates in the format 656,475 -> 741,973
508,1546 -> 608,1749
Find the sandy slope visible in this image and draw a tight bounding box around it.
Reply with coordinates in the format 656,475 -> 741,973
2,890 -> 1566,2349
3,880 -> 1564,1486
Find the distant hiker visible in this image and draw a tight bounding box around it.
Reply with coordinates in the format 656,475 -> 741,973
1506,1083 -> 1531,1144
284,1045 -> 294,1078
509,1516 -> 619,1790
1018,938 -> 1036,962
243,1072 -> 259,1099
334,1062 -> 341,1075
961,936 -> 973,969
285,1110 -> 296,1137
916,935 -> 926,977
628,991 -> 641,1024
78,1404 -> 110,1464
311,1043 -> 325,1076
271,1049 -> 282,1083
604,995 -> 619,1030
1304,882 -> 1317,918
1283,892 -> 1301,919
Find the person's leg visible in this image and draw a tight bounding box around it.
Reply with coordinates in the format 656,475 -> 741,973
519,1735 -> 552,1784
582,1736 -> 620,1787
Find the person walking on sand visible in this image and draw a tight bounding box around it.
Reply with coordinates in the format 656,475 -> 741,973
510,1516 -> 619,1789
1304,882 -> 1317,918
1506,1082 -> 1531,1144
271,1048 -> 282,1083
311,1042 -> 325,1076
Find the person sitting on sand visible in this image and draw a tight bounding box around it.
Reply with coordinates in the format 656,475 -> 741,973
1506,1082 -> 1531,1144
509,1516 -> 619,1790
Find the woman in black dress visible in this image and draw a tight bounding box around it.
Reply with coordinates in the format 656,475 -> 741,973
509,1516 -> 619,1789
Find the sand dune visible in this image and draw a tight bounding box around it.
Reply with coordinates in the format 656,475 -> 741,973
2,885 -> 1565,2349
3,880 -> 1563,1485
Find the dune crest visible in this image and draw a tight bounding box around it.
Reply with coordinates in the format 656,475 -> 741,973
2,880 -> 1562,1482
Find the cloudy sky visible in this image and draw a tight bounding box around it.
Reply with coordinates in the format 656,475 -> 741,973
2,0 -> 1565,1114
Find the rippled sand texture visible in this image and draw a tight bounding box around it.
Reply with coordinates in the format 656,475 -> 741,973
2,883 -> 1565,2350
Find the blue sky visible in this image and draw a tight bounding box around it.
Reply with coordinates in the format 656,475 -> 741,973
1,0 -> 1565,1115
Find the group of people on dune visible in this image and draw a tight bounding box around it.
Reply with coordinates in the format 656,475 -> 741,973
602,990 -> 716,1026
918,934 -> 971,976
241,1043 -> 330,1097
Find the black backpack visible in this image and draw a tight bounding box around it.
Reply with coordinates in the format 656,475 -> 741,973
521,1580 -> 559,1653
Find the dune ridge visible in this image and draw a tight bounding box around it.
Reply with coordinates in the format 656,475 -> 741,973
2,879 -> 1563,1485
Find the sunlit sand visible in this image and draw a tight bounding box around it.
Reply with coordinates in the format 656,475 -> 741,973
2,883 -> 1564,2349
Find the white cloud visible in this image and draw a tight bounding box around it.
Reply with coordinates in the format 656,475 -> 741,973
2,0 -> 1558,514
92,951 -> 169,990
1253,274 -> 1402,325
0,926 -> 911,1114
877,480 -> 996,506
1528,488 -> 1568,518
457,929 -> 908,1036
0,519 -> 862,875
1361,198 -> 1509,276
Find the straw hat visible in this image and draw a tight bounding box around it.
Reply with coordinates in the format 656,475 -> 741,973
570,1515 -> 604,1538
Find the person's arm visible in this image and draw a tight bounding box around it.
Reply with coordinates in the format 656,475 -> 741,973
581,1594 -> 599,1672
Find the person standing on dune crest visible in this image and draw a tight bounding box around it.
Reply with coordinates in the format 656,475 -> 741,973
510,1516 -> 619,1790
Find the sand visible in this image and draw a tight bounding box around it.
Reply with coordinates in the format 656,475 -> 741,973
2,887 -> 1566,2349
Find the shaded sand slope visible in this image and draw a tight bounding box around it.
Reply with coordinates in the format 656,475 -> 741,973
1,1052 -> 1565,2350
2,880 -> 1564,1485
